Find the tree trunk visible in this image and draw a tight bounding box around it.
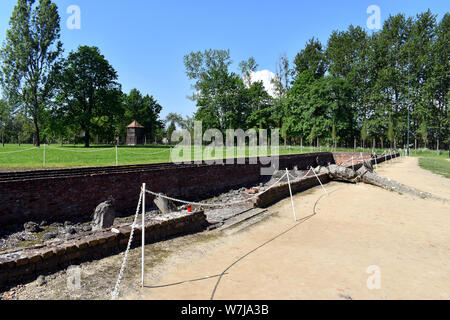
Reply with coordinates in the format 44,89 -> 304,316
33,116 -> 40,147
84,129 -> 91,148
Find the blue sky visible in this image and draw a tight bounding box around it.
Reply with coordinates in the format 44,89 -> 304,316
0,0 -> 448,120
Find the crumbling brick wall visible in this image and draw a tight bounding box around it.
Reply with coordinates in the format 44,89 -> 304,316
0,153 -> 335,225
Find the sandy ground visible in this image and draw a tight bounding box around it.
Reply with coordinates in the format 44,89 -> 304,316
376,156 -> 450,199
122,156 -> 450,300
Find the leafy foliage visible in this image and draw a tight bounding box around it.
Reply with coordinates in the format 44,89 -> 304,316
0,0 -> 63,146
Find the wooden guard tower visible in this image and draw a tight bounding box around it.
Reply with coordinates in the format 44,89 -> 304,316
126,121 -> 145,146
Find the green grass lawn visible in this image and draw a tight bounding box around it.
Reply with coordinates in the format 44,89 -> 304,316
418,157 -> 450,179
409,148 -> 450,160
0,143 -> 422,170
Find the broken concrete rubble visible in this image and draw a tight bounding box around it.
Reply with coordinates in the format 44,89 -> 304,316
154,194 -> 178,214
92,197 -> 116,231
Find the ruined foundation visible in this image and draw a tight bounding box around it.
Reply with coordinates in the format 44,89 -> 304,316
0,152 -> 398,289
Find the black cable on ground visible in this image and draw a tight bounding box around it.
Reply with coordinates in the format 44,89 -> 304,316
140,187 -> 341,298
209,187 -> 341,300
144,273 -> 228,289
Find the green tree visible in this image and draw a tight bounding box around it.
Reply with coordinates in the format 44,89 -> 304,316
387,116 -> 395,149
239,57 -> 258,87
417,121 -> 428,148
293,37 -> 327,79
165,112 -> 185,128
166,121 -> 176,144
55,46 -> 122,147
184,49 -> 251,132
430,13 -> 449,151
245,81 -> 273,130
0,0 -> 63,146
361,121 -> 368,148
0,99 -> 10,146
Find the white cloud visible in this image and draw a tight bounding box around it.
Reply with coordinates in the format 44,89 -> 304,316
246,70 -> 278,98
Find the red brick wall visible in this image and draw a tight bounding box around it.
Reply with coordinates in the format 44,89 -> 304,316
0,211 -> 208,288
0,153 -> 335,225
332,152 -> 372,165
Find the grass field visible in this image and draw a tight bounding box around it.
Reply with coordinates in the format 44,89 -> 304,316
418,157 -> 450,179
0,143 -> 447,171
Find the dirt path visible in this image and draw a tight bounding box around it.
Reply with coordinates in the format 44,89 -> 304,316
376,156 -> 449,200
122,157 -> 450,300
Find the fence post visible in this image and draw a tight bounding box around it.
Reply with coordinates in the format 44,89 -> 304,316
286,168 -> 297,222
141,183 -> 146,288
43,144 -> 46,168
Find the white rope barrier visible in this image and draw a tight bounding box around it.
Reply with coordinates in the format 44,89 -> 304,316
0,147 -> 38,154
286,168 -> 297,221
118,148 -> 173,155
144,167 -> 318,211
145,172 -> 289,208
112,165 -> 332,297
48,146 -> 114,153
43,144 -> 46,168
289,168 -> 313,181
141,183 -> 146,288
311,166 -> 328,196
111,190 -> 143,300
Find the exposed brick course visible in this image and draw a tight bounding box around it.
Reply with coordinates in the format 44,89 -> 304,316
0,210 -> 208,289
0,152 -> 400,290
0,153 -> 334,225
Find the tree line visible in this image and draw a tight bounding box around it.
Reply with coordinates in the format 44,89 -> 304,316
0,0 -> 164,147
1,1 -> 448,151
184,10 -> 448,151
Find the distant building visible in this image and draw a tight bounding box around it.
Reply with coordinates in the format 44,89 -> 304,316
126,121 -> 145,146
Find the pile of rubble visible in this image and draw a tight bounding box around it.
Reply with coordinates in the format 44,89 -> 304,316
0,168 -> 312,253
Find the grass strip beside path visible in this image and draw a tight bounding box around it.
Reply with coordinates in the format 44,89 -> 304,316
419,157 -> 450,179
